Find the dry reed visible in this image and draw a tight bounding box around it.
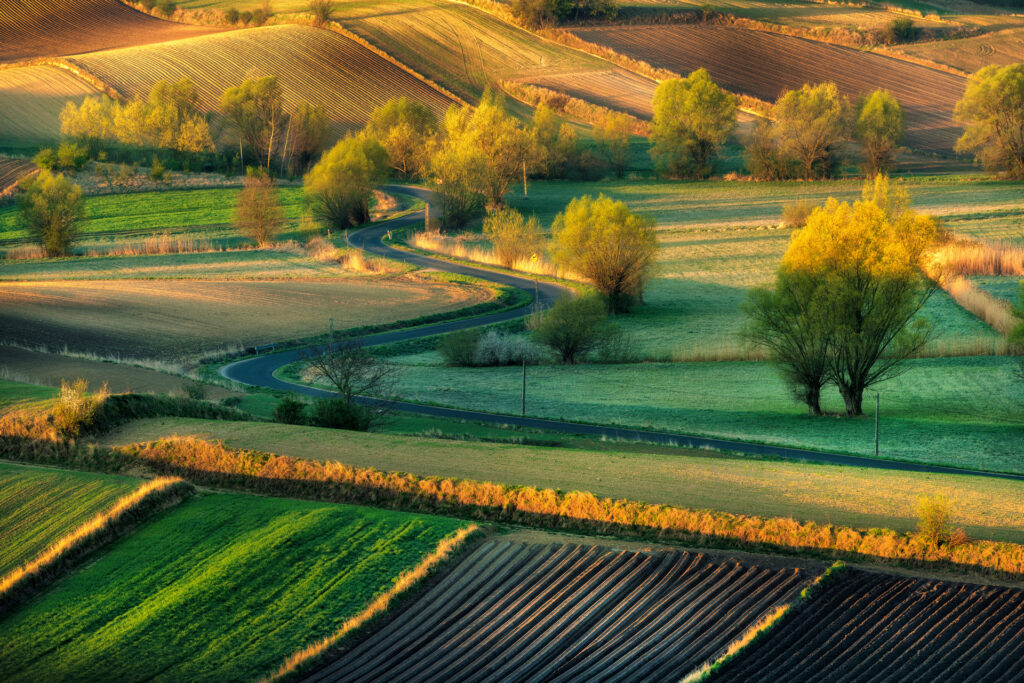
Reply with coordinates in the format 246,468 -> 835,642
0,476 -> 194,616
945,277 -> 1016,335
409,231 -> 573,279
262,525 -> 481,682
930,240 -> 1024,278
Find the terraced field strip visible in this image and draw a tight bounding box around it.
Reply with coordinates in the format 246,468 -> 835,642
895,26 -> 1024,75
0,158 -> 34,193
0,64 -> 99,143
306,541 -> 811,682
0,462 -> 139,575
521,69 -> 657,119
0,0 -> 222,64
570,24 -> 966,152
71,24 -> 458,139
718,569 -> 1024,681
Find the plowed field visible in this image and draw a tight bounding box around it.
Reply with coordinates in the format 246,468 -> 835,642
0,0 -> 220,64
719,569 -> 1024,681
0,158 -> 33,190
0,65 -> 99,143
306,541 -> 810,682
570,24 -> 967,153
896,27 -> 1024,75
71,25 -> 458,139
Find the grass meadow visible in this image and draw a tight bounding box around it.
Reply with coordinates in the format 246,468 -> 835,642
0,493 -> 465,682
0,462 -> 140,575
377,355 -> 1024,472
0,380 -> 57,412
103,416 -> 1024,543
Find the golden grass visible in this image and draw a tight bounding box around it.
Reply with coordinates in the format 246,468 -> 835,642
0,476 -> 194,614
681,604 -> 791,683
262,524 -> 481,682
409,230 -> 572,279
930,240 -> 1024,278
945,276 -> 1016,336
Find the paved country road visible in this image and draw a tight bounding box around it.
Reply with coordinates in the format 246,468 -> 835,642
221,187 -> 1024,483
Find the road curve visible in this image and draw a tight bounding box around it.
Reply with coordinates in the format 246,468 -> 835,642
221,187 -> 1024,483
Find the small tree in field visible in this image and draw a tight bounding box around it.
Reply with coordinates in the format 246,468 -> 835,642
305,134 -> 389,231
855,89 -> 905,176
19,170 -> 84,257
308,0 -> 335,26
234,171 -> 284,246
954,63 -> 1024,179
917,495 -> 952,546
530,295 -> 610,364
52,378 -> 108,437
483,208 -> 543,269
650,69 -> 737,178
301,339 -> 396,430
550,194 -> 658,312
593,111 -> 632,178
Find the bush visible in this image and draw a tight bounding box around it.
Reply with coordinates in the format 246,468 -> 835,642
181,380 -> 208,401
51,379 -> 108,437
33,148 -> 57,171
438,329 -> 483,367
219,396 -> 242,408
273,396 -> 308,425
473,330 -> 544,366
593,324 -> 639,363
149,156 -> 166,181
234,171 -> 284,246
156,1 -> 177,17
239,9 -> 253,24
223,7 -> 240,23
530,295 -> 612,364
884,17 -> 916,44
781,200 -> 814,229
917,495 -> 952,546
140,0 -> 156,9
56,142 -> 88,171
310,398 -> 373,431
309,0 -> 335,27
251,8 -> 267,25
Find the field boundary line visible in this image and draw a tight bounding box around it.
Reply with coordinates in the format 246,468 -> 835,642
261,524 -> 482,682
0,476 -> 194,617
0,57 -> 125,101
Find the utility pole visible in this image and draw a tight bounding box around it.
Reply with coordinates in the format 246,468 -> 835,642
874,393 -> 880,458
424,202 -> 430,231
521,356 -> 526,417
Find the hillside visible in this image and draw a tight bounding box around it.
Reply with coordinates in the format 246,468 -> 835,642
570,24 -> 968,153
0,0 -> 222,64
0,65 -> 99,145
67,24 -> 459,140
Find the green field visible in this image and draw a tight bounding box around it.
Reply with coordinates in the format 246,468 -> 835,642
0,493 -> 465,682
0,379 -> 57,412
0,187 -> 306,247
101,416 -> 1024,543
370,355 -> 1024,472
0,462 -> 140,575
974,276 -> 1023,305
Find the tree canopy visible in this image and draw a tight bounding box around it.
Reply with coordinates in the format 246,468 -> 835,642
954,63 -> 1024,179
365,97 -> 438,179
855,89 -> 905,176
650,69 -> 737,178
304,134 -> 388,231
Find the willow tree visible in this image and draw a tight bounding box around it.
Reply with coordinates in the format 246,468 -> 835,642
855,89 -> 905,176
650,69 -> 737,178
954,63 -> 1024,179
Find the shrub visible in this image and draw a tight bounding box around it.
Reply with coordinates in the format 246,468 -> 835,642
473,330 -> 544,366
273,396 -> 308,425
482,208 -> 544,269
251,8 -> 268,25
181,380 -> 208,401
917,495 -> 952,546
239,9 -> 253,24
56,142 -> 88,171
780,200 -> 814,229
156,1 -> 177,17
310,398 -> 373,431
593,324 -> 638,363
884,17 -> 916,44
530,295 -> 611,364
234,171 -> 284,246
140,0 -> 156,9
219,396 -> 242,408
223,7 -> 240,23
33,148 -> 57,171
438,329 -> 483,366
51,379 -> 108,437
309,0 -> 335,27
149,156 -> 166,181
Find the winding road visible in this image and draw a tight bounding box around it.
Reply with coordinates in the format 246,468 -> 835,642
222,186 -> 1024,483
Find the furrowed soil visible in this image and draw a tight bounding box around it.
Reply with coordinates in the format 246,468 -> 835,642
0,276 -> 489,360
0,0 -> 222,64
569,24 -> 967,153
0,65 -> 99,144
0,158 -> 33,190
306,540 -> 812,682
718,568 -> 1024,681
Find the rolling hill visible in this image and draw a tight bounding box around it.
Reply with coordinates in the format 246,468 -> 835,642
0,64 -> 99,145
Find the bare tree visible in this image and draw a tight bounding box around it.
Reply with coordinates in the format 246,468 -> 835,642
309,0 -> 336,27
301,339 -> 397,430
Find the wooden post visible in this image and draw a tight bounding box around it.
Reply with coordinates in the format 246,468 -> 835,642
522,160 -> 528,197
521,356 -> 526,417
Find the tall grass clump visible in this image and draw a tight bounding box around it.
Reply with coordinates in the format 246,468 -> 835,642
262,525 -> 481,682
52,379 -> 108,437
930,239 -> 1024,277
0,477 -> 194,616
409,230 -> 572,279
945,277 -> 1015,335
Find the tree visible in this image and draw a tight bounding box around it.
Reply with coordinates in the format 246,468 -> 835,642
285,102 -> 330,174
550,194 -> 658,312
465,90 -> 535,208
743,268 -> 832,415
650,69 -> 737,178
747,83 -> 851,180
483,208 -> 543,269
776,176 -> 941,415
304,134 -> 388,231
954,63 -> 1024,179
301,339 -> 396,430
430,134 -> 488,231
531,103 -> 579,178
593,111 -> 632,178
365,97 -> 439,179
855,89 -> 905,176
234,171 -> 284,246
19,170 -> 84,257
221,76 -> 288,168
530,295 -> 611,364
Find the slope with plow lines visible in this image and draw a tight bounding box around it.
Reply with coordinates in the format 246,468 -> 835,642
71,24 -> 458,139
718,569 -> 1024,681
570,24 -> 967,153
306,541 -> 811,682
0,65 -> 99,144
0,158 -> 34,193
0,0 -> 222,64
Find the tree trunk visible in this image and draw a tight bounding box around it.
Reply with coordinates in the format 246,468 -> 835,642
806,385 -> 822,416
839,384 -> 863,416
